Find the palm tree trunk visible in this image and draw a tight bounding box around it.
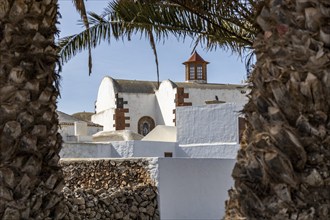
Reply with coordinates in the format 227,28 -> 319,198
0,0 -> 66,219
225,0 -> 330,219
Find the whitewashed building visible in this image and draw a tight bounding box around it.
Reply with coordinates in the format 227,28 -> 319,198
60,52 -> 249,220
57,111 -> 103,142
92,52 -> 248,136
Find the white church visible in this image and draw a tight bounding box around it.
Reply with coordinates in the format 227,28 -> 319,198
59,52 -> 250,219
91,52 -> 248,137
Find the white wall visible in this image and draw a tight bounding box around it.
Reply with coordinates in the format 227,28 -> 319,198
59,125 -> 74,141
121,92 -> 157,134
93,92 -> 158,134
157,158 -> 235,219
95,76 -> 116,113
176,143 -> 239,159
60,141 -> 239,159
87,126 -> 103,136
134,141 -> 176,157
185,87 -> 247,106
60,143 -> 112,158
60,140 -> 177,158
156,80 -> 176,126
92,108 -> 115,131
59,124 -> 103,142
111,141 -> 134,158
176,103 -> 243,145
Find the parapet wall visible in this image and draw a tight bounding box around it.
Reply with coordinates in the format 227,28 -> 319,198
60,158 -> 159,220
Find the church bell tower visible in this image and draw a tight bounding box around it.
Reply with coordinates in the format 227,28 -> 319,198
183,51 -> 209,84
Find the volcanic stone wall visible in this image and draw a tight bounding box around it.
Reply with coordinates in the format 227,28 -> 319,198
60,158 -> 159,220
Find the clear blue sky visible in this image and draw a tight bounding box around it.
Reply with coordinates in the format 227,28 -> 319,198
57,1 -> 247,114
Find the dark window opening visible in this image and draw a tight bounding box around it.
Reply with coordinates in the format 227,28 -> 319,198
142,122 -> 149,136
164,152 -> 173,157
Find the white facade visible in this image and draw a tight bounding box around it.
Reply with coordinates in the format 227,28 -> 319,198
187,87 -> 243,105
61,103 -> 243,159
157,158 -> 235,219
95,76 -> 117,112
59,53 -> 247,220
60,141 -> 177,158
91,108 -> 115,131
57,111 -> 103,142
122,93 -> 158,131
176,103 -> 243,145
155,80 -> 177,126
91,76 -> 248,137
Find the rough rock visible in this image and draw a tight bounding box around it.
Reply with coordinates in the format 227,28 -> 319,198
61,159 -> 159,219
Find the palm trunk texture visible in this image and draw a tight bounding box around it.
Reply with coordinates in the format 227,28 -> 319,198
226,0 -> 330,219
0,0 -> 67,219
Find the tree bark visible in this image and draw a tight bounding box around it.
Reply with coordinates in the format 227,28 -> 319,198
225,0 -> 330,219
0,0 -> 66,219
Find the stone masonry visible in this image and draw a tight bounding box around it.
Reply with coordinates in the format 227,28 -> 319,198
60,159 -> 159,220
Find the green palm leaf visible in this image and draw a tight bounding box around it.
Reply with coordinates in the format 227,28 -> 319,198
59,0 -> 258,79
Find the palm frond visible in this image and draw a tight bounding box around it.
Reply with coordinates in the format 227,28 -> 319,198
71,0 -> 93,75
59,0 -> 258,77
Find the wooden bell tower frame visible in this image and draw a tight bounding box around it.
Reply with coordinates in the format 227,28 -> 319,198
183,51 -> 209,83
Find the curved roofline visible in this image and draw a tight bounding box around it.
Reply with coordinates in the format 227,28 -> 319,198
104,77 -> 158,94
160,79 -> 178,89
102,76 -> 120,94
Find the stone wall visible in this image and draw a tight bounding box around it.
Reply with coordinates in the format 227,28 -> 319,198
60,159 -> 159,220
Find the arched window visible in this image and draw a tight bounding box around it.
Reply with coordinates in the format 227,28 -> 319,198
138,116 -> 155,136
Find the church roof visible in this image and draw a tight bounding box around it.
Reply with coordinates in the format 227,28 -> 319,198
111,78 -> 246,93
113,79 -> 158,93
174,82 -> 246,90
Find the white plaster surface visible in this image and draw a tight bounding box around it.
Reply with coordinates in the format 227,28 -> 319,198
58,125 -> 74,141
74,121 -> 87,136
176,103 -> 243,145
92,108 -> 115,131
142,125 -> 177,142
76,136 -> 93,142
121,92 -> 157,133
184,87 -> 247,106
177,143 -> 239,159
86,126 -> 103,136
133,141 -> 176,157
60,143 -> 112,158
95,77 -> 116,113
59,124 -> 102,142
110,141 -> 134,158
60,140 -> 239,159
145,157 -> 159,186
92,77 -> 248,136
92,130 -> 143,142
157,158 -> 235,219
155,80 -> 176,126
